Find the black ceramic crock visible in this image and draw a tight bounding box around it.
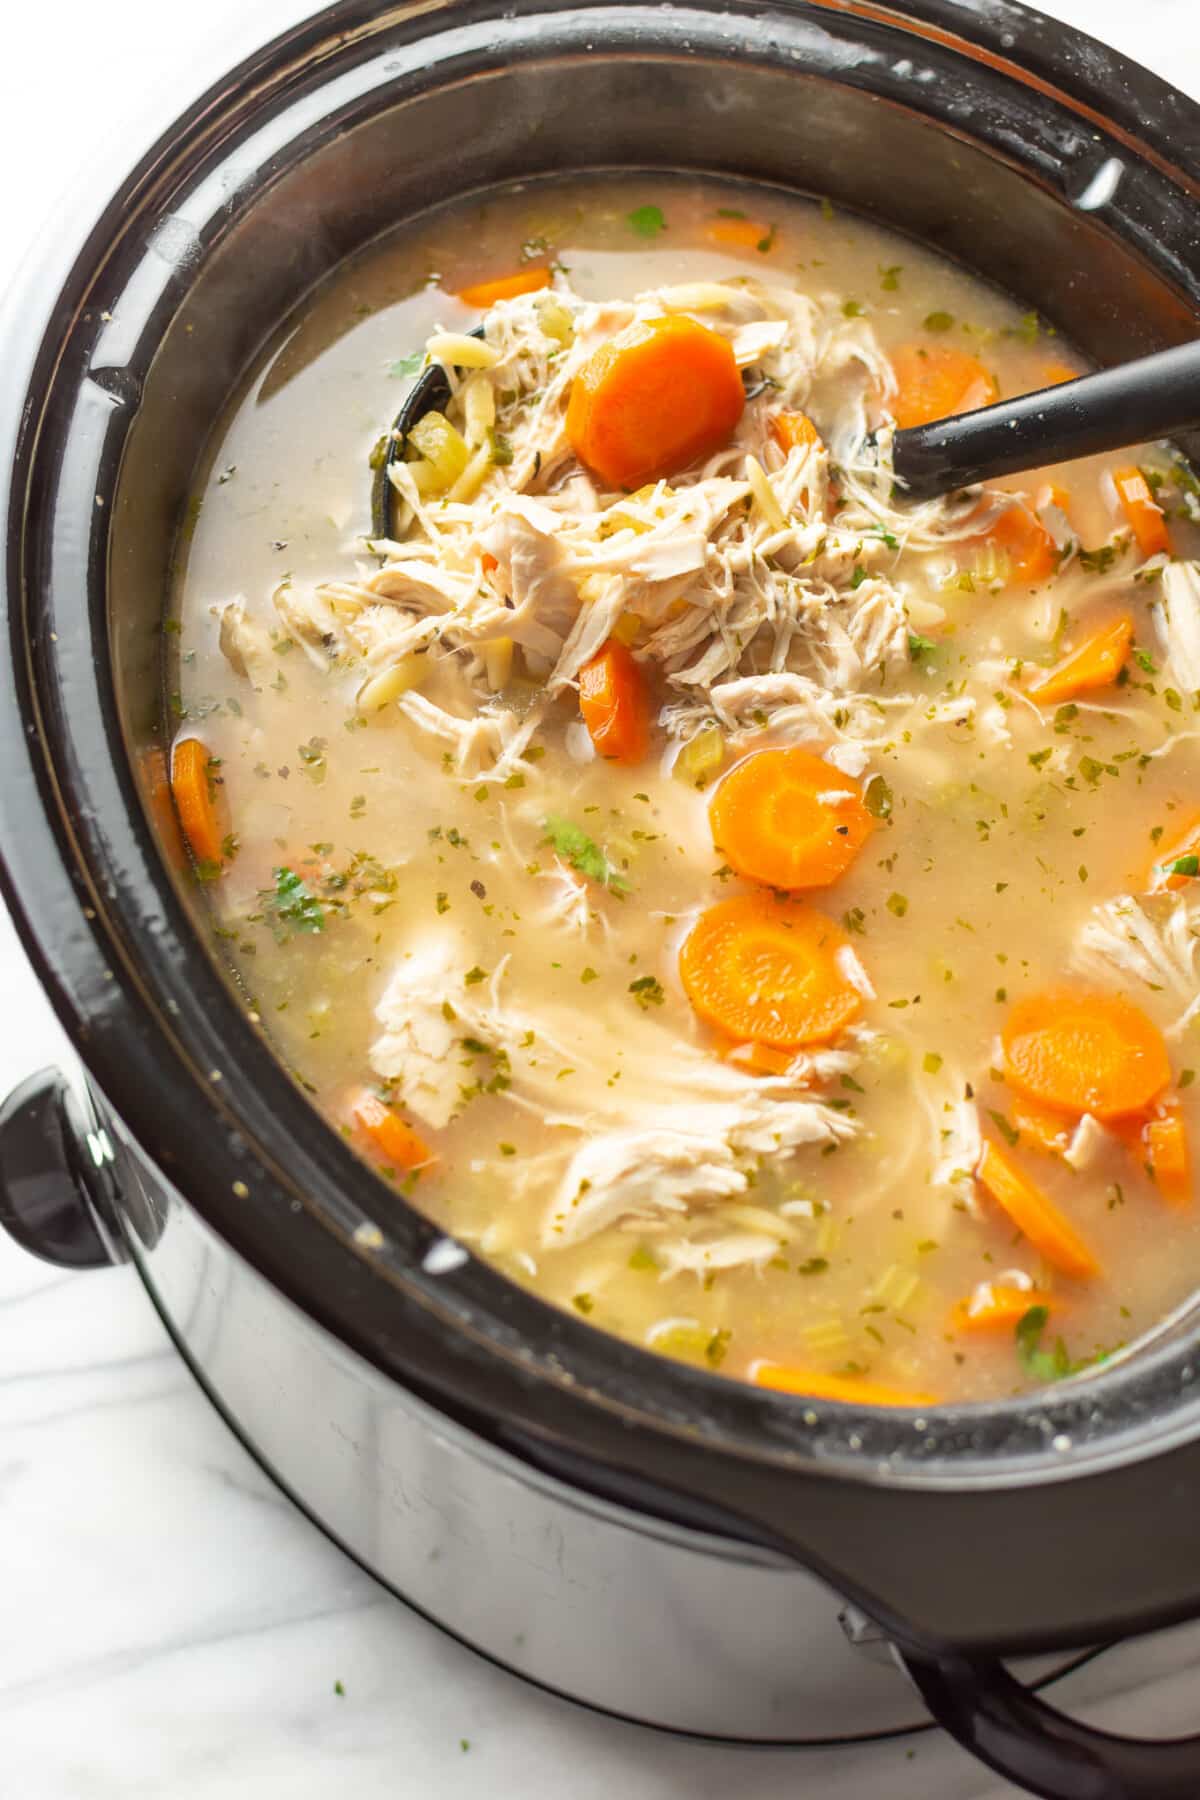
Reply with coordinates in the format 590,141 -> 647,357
2,2 -> 1200,1792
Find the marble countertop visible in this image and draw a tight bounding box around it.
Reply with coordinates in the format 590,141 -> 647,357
3,1 -> 1200,1793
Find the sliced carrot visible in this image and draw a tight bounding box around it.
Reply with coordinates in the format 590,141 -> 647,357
1002,987 -> 1170,1121
1146,813 -> 1200,893
709,747 -> 873,891
679,893 -> 863,1049
578,638 -> 651,763
1114,1099 -> 1192,1205
725,1040 -> 798,1077
770,410 -> 823,456
456,267 -> 552,308
1040,361 -> 1078,387
976,1140 -> 1101,1281
1145,1105 -> 1192,1206
1027,614 -> 1132,706
565,314 -> 745,490
754,1364 -> 937,1407
950,1283 -> 1056,1334
1010,1094 -> 1076,1157
352,1091 -> 435,1173
889,344 -> 999,430
707,215 -> 773,250
170,736 -> 225,868
1112,466 -> 1170,559
985,498 -> 1057,586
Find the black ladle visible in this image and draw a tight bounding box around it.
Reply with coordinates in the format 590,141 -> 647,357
371,331 -> 1200,535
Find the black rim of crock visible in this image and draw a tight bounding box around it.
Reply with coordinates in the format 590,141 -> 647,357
4,0 -> 1200,1654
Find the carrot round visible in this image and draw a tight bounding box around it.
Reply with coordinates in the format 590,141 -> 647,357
708,748 -> 873,891
1116,1100 -> 1192,1206
754,1364 -> 937,1407
1010,1094 -> 1074,1157
976,1139 -> 1101,1281
770,410 -> 823,456
352,1091 -> 435,1173
707,215 -> 772,250
578,638 -> 651,763
1145,1106 -> 1192,1206
565,314 -> 745,490
950,1283 -> 1056,1333
985,499 -> 1057,586
1027,614 -> 1132,707
679,892 -> 863,1048
889,344 -> 998,430
1146,814 -> 1200,893
170,736 -> 225,868
1112,466 -> 1170,559
1002,987 -> 1171,1120
456,267 -> 552,308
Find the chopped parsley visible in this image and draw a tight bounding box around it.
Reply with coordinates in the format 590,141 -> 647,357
627,204 -> 666,238
863,775 -> 893,819
260,867 -> 325,939
628,975 -> 665,1009
923,310 -> 955,333
987,1108 -> 1020,1148
542,814 -> 629,892
389,350 -> 424,378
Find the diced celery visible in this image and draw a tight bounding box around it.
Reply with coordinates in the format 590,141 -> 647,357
974,541 -> 1012,587
408,411 -> 470,489
674,723 -> 725,788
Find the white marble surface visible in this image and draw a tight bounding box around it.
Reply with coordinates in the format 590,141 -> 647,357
4,1 -> 1200,1793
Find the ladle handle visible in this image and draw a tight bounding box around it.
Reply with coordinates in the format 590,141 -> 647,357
902,1648 -> 1200,1799
892,338 -> 1200,500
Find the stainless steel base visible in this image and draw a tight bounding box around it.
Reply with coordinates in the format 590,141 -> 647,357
110,1110 -> 1086,1743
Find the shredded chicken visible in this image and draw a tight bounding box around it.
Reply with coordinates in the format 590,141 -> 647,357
1073,892 -> 1200,1037
1155,560 -> 1200,695
369,933 -> 857,1253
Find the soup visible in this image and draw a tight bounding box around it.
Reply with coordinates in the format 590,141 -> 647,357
168,176 -> 1200,1405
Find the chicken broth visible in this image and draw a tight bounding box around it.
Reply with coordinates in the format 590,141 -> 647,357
171,175 -> 1200,1405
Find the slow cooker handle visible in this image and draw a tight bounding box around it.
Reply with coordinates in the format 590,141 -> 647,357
0,1068 -> 118,1269
901,1648 -> 1200,1799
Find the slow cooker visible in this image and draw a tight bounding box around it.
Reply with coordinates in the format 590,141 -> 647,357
2,3 -> 1199,1793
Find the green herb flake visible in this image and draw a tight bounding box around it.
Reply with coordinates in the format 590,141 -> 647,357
627,204 -> 666,238
334,1680 -> 346,1697
705,1327 -> 732,1367
464,966 -> 488,986
628,1244 -> 660,1272
389,350 -> 424,378
797,1257 -> 829,1276
1170,854 -> 1200,877
542,813 -> 629,893
580,966 -> 599,983
908,631 -> 938,660
879,264 -> 902,291
886,891 -> 909,918
923,1052 -> 943,1074
864,775 -> 893,819
572,1292 -> 595,1314
987,1108 -> 1020,1148
628,975 -> 665,1009
260,867 -> 325,939
923,310 -> 955,333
